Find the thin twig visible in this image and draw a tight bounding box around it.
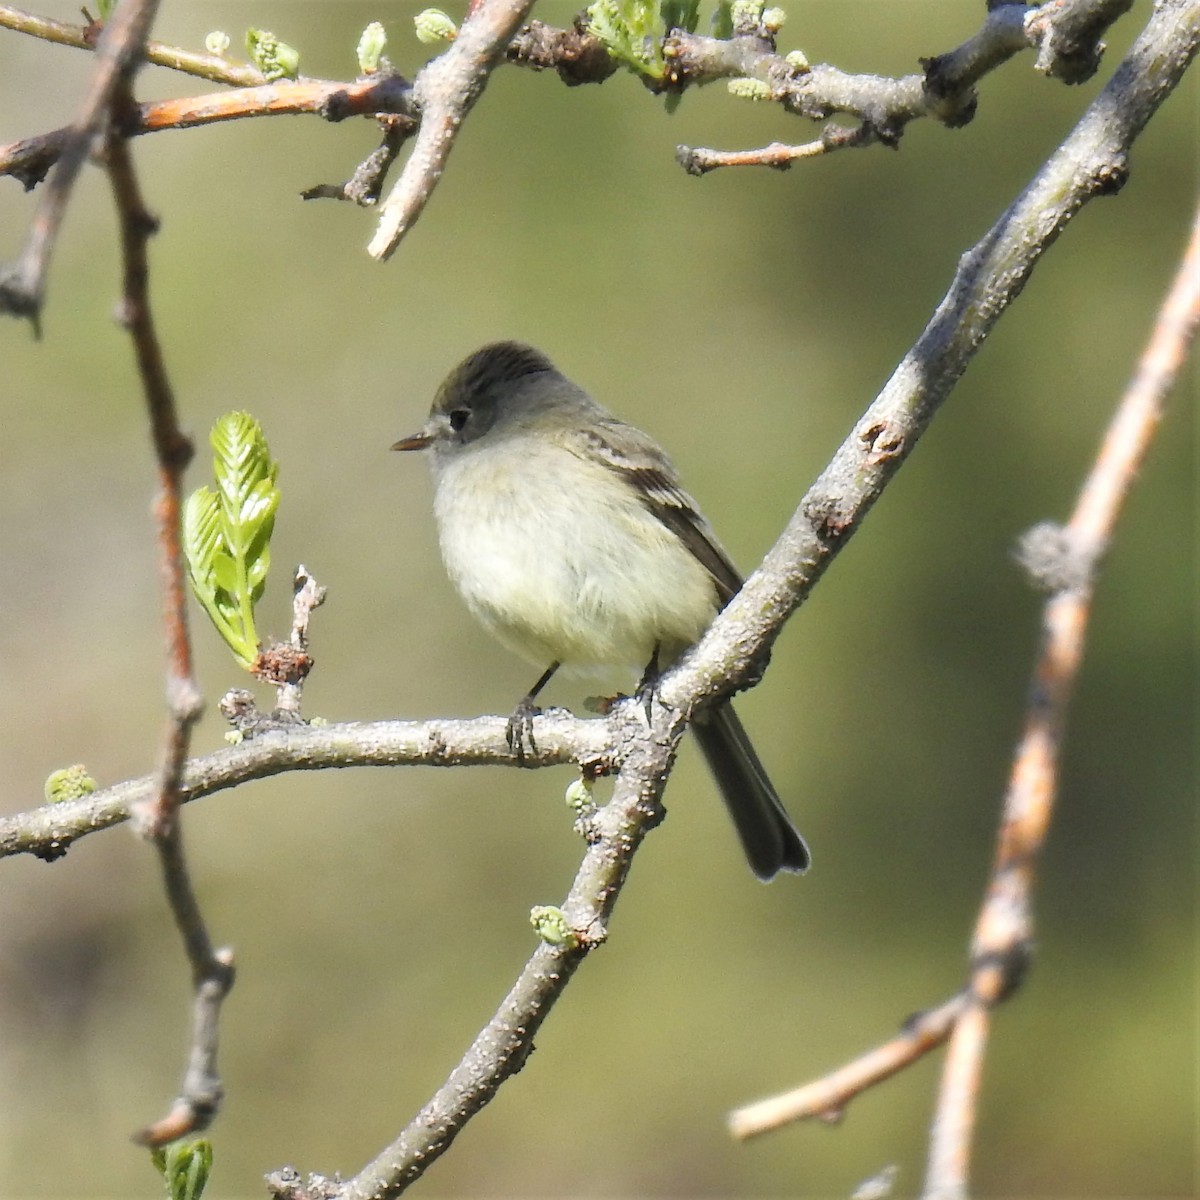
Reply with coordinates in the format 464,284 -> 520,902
727,188 -> 1200,1154
0,0 -> 160,326
677,125 -> 869,175
105,113 -> 201,839
301,113 -> 418,207
921,196 -> 1200,1200
104,69 -> 231,1144
730,995 -> 971,1137
553,0 -> 1130,169
0,3 -> 267,85
270,564 -> 327,718
367,0 -> 537,260
0,75 -> 416,189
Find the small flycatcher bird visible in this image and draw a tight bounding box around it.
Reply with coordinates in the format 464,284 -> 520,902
393,342 -> 810,880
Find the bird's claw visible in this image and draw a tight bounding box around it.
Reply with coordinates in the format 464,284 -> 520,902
505,696 -> 541,765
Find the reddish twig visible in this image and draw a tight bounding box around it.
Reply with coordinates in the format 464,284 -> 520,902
105,116 -> 201,837
0,74 -> 415,190
677,124 -> 870,175
104,83 -> 233,1147
727,204 -> 1200,1175
922,196 -> 1200,1200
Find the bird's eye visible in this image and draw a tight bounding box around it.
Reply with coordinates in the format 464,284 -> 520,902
448,409 -> 469,432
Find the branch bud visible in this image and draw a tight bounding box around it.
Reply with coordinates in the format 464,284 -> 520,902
357,22 -> 388,73
727,76 -> 772,100
414,9 -> 459,44
530,906 -> 577,948
44,765 -> 97,804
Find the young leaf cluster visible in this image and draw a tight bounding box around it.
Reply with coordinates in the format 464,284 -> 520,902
245,28 -> 301,81
183,413 -> 279,670
150,1139 -> 213,1200
585,0 -> 702,81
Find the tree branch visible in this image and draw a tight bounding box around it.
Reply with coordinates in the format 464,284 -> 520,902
0,74 -> 416,191
367,0 -> 537,260
0,714 -> 615,862
0,0 -> 160,327
0,3 -> 268,86
659,0 -> 1200,718
103,74 -> 232,1146
921,190 -> 1200,1200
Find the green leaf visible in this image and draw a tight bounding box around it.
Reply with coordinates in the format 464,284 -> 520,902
182,413 -> 279,669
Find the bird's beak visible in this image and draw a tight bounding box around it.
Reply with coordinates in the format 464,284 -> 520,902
391,424 -> 434,452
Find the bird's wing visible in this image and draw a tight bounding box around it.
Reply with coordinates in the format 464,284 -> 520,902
570,421 -> 743,607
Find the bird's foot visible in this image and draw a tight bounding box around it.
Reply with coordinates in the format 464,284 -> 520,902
505,695 -> 542,765
634,654 -> 660,725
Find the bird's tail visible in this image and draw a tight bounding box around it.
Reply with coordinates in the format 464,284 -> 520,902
691,700 -> 810,880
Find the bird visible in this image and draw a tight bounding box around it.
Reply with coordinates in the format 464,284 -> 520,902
393,341 -> 809,880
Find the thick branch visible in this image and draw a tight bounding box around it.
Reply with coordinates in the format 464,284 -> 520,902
660,0 -> 1200,717
367,0 -> 537,260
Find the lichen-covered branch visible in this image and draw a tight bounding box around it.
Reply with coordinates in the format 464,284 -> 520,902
0,713 -> 613,861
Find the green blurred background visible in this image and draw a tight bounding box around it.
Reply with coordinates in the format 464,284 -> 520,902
1,3 -> 1195,1197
